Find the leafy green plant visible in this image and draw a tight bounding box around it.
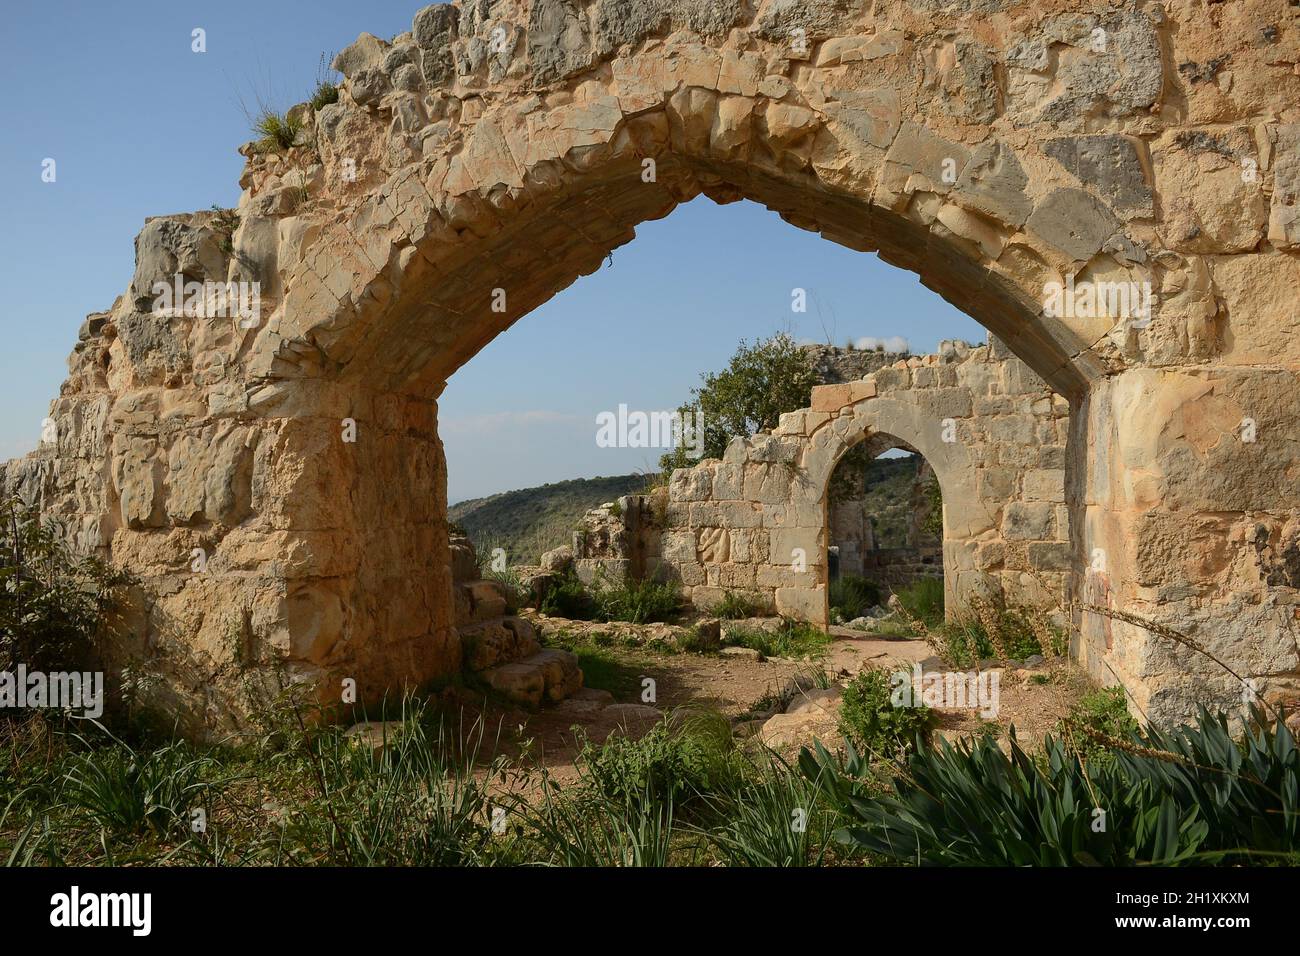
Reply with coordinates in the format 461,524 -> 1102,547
0,497 -> 133,678
659,333 -> 820,471
594,578 -> 680,624
829,575 -> 881,622
837,668 -> 934,759
577,710 -> 744,813
208,205 -> 240,254
1059,686 -> 1138,760
538,571 -> 597,620
541,572 -> 680,625
803,708 -> 1300,866
61,731 -> 217,838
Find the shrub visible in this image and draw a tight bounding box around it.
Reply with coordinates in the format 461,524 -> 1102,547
577,710 -> 744,811
209,205 -> 240,254
829,575 -> 881,621
837,668 -> 934,759
538,571 -> 597,620
594,578 -> 680,624
1058,686 -> 1139,760
0,497 -> 132,678
803,708 -> 1300,866
659,333 -> 821,471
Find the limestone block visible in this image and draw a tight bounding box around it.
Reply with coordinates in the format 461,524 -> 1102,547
1002,502 -> 1057,541
775,586 -> 824,620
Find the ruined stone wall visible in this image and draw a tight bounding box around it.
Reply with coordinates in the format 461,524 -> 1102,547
645,339 -> 1072,619
858,545 -> 943,589
3,0 -> 1298,732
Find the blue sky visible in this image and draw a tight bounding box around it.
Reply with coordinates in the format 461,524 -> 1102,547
1,1 -> 982,503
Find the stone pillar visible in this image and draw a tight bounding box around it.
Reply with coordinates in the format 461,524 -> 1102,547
1076,368 -> 1300,725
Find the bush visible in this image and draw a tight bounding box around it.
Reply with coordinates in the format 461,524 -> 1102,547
803,708 -> 1300,866
594,578 -> 680,624
829,575 -> 881,621
1058,686 -> 1139,760
538,571 -> 597,620
837,668 -> 934,759
0,497 -> 132,678
659,333 -> 821,471
577,710 -> 744,812
540,573 -> 680,625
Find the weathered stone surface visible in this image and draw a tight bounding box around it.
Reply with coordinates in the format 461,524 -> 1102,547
8,0 -> 1298,738
1044,135 -> 1153,219
1025,188 -> 1122,261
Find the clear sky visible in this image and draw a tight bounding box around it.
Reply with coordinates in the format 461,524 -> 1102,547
1,1 -> 983,503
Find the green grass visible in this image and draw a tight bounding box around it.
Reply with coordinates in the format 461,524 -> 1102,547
309,81 -> 338,111
892,577 -> 944,629
251,109 -> 304,153
539,572 -> 681,625
540,627 -> 665,700
725,619 -> 831,659
714,592 -> 762,620
829,575 -> 881,622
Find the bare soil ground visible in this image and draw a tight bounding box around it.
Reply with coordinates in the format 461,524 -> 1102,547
441,618 -> 1093,787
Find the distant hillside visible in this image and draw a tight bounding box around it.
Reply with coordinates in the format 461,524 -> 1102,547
856,454 -> 926,548
449,473 -> 651,565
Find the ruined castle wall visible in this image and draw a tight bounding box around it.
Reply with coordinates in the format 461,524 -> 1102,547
4,0 -> 1298,731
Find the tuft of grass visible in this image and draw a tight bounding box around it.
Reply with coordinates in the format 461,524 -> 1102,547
829,575 -> 882,622
251,110 -> 303,154
310,52 -> 340,111
60,729 -> 217,838
726,619 -> 830,659
714,592 -> 761,620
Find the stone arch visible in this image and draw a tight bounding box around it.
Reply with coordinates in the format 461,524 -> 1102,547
805,397 -> 979,619
6,0 -> 1300,734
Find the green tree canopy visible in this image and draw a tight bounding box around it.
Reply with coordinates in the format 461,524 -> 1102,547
660,333 -> 820,473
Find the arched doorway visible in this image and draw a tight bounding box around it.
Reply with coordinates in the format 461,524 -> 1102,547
13,1 -> 1300,732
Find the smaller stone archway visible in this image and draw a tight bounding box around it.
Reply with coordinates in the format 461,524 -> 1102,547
809,420 -> 972,620
633,338 -> 1071,626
